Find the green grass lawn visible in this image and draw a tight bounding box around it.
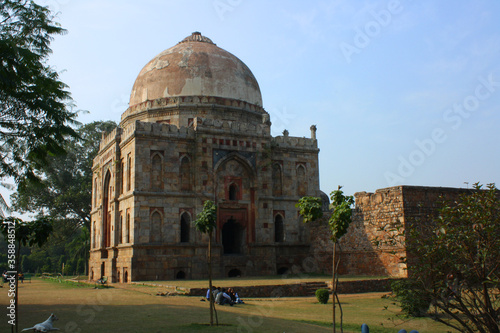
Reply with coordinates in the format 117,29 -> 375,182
0,278 -> 454,333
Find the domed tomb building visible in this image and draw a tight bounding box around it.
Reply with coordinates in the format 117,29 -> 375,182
89,32 -> 322,282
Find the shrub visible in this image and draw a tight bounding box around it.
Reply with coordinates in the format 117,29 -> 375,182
315,288 -> 330,304
391,279 -> 431,317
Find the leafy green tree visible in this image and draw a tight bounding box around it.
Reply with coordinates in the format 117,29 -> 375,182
66,226 -> 90,275
12,121 -> 117,229
1,0 -> 80,183
403,183 -> 500,332
296,186 -> 354,333
296,196 -> 323,223
10,121 -> 116,276
0,216 -> 53,332
193,200 -> 217,326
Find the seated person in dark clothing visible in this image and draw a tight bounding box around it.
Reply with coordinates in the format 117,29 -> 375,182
216,288 -> 234,306
227,288 -> 237,303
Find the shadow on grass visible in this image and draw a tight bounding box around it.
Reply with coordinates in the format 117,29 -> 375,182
294,320 -> 407,333
186,323 -> 234,329
7,303 -> 330,333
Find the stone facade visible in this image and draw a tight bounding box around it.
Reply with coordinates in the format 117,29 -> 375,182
309,186 -> 473,278
89,33 -> 322,282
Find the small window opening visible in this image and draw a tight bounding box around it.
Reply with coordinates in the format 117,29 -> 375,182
229,183 -> 238,201
275,215 -> 284,243
180,213 -> 190,243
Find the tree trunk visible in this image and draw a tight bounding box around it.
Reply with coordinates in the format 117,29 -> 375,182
208,231 -> 214,326
14,240 -> 20,333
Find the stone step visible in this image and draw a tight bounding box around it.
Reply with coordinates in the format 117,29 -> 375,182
303,282 -> 329,295
306,283 -> 327,287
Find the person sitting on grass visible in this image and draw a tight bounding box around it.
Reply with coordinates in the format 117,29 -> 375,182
202,286 -> 220,302
212,286 -> 220,300
227,288 -> 236,303
215,288 -> 234,306
204,288 -> 210,301
228,288 -> 244,304
234,289 -> 245,304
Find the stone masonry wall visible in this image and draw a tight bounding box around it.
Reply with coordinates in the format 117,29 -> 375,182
310,185 -> 475,278
185,278 -> 397,297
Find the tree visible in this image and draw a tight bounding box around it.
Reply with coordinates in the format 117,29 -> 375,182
296,196 -> 323,223
11,121 -> 117,228
1,0 -> 79,183
10,121 -> 116,275
0,216 -> 53,333
66,226 -> 90,275
403,183 -> 500,333
296,186 -> 355,333
193,200 -> 217,326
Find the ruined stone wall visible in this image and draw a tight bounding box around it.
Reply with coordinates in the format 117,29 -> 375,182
310,185 -> 475,278
309,187 -> 406,277
400,186 -> 471,223
342,187 -> 407,277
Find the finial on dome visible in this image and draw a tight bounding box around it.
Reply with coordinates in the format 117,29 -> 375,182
179,32 -> 215,45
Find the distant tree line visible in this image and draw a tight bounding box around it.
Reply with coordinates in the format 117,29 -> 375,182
1,121 -> 116,276
18,120 -> 116,274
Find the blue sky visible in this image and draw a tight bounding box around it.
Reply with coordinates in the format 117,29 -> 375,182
21,0 -> 500,198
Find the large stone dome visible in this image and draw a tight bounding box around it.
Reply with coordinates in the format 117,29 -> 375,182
129,32 -> 263,109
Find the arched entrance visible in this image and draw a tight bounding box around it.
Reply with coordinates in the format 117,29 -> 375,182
103,170 -> 111,248
228,268 -> 241,277
222,218 -> 245,254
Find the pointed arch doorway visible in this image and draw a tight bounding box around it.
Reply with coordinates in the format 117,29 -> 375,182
218,209 -> 248,255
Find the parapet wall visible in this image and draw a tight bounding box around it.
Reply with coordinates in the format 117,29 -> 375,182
100,117 -> 319,153
117,117 -> 272,145
99,127 -> 121,151
272,135 -> 318,150
194,117 -> 270,137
